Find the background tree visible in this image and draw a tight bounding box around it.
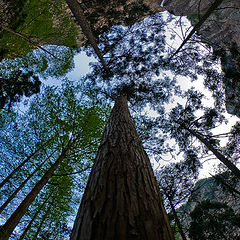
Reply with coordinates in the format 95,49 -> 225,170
0,70 -> 41,110
156,155 -> 200,240
189,199 -> 240,240
0,79 -> 109,239
0,0 -> 80,60
156,88 -> 240,178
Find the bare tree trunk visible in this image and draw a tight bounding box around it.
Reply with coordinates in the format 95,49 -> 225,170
167,197 -> 187,240
168,0 -> 224,61
33,205 -> 51,239
186,127 -> 240,179
0,141 -> 73,240
0,140 -> 49,189
71,94 -> 173,240
0,151 -> 53,214
18,193 -> 52,240
65,0 -> 109,71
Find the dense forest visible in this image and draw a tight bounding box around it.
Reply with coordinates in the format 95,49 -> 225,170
0,0 -> 240,239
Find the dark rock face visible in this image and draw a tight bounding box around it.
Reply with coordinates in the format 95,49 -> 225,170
162,0 -> 240,51
161,0 -> 240,117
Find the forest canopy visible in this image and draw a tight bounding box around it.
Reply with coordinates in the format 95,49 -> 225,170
0,0 -> 240,239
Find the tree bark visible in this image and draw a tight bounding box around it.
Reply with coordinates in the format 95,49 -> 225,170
0,141 -> 73,240
186,127 -> 240,179
71,95 -> 173,240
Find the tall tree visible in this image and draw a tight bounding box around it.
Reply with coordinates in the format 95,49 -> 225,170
158,88 -> 240,179
156,156 -> 200,240
71,94 -> 173,240
0,79 -> 109,239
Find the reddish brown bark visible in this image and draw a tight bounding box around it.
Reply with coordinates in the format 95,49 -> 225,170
71,95 -> 173,240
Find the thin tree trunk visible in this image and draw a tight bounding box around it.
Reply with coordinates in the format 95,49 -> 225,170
2,26 -> 59,59
186,127 -> 240,179
33,205 -> 51,239
0,141 -> 48,189
0,141 -> 73,239
168,0 -> 224,61
71,94 -> 173,240
0,150 -> 54,214
18,193 -> 52,240
65,0 -> 109,71
167,197 -> 187,240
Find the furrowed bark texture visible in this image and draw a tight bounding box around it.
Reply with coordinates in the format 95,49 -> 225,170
71,95 -> 173,240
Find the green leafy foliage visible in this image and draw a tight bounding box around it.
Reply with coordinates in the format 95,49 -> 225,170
1,0 -> 79,60
0,79 -> 110,239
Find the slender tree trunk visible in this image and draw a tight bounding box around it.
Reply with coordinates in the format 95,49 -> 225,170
33,205 -> 51,239
71,95 -> 173,240
0,151 -> 53,214
18,193 -> 52,240
167,197 -> 187,240
0,141 -> 73,240
168,0 -> 224,61
0,141 -> 48,189
186,127 -> 240,179
65,0 -> 109,71
2,26 -> 59,59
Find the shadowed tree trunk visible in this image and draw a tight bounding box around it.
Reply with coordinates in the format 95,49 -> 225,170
18,193 -> 52,240
167,196 -> 187,240
185,126 -> 240,179
0,151 -> 54,214
71,94 -> 173,240
65,0 -> 109,71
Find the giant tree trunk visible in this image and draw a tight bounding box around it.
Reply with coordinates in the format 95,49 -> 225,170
71,94 -> 173,240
